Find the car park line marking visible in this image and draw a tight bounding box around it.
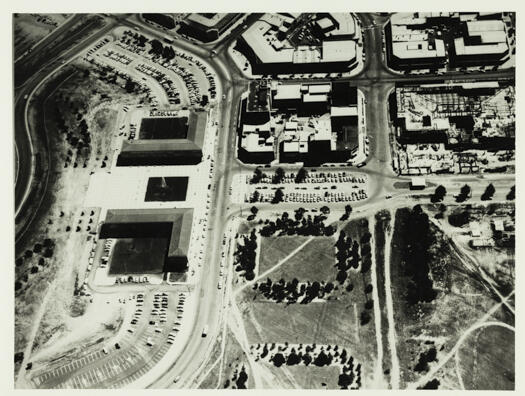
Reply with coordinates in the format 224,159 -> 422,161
73,376 -> 82,388
87,370 -> 97,384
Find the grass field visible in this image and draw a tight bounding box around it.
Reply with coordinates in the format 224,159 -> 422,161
458,325 -> 514,390
258,236 -> 336,281
144,177 -> 188,202
264,364 -> 341,389
239,284 -> 377,386
139,117 -> 189,140
108,238 -> 168,275
389,206 -> 514,388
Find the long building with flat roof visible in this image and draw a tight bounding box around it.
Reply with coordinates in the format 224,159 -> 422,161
178,13 -> 242,43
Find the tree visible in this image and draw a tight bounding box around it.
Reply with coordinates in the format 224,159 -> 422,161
150,39 -> 164,56
24,250 -> 33,259
302,353 -> 312,366
14,352 -> 24,364
250,190 -> 260,203
360,311 -> 371,325
271,188 -> 284,204
431,185 -> 447,203
272,353 -> 286,367
481,183 -> 496,201
273,167 -> 285,184
456,184 -> 471,202
251,168 -> 263,184
250,206 -> 258,216
448,211 -> 470,228
286,351 -> 301,365
320,206 -> 330,215
507,185 -> 515,201
295,167 -> 307,183
344,205 -> 352,216
125,79 -> 136,93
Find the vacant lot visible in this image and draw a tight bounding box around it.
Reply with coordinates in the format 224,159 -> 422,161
258,236 -> 335,281
139,117 -> 189,139
389,206 -> 514,388
144,177 -> 189,202
109,238 -> 168,275
263,364 -> 341,389
458,325 -> 514,390
239,285 -> 377,386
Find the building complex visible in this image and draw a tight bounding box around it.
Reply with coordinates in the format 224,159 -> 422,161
385,12 -> 513,70
238,80 -> 363,165
235,13 -> 362,75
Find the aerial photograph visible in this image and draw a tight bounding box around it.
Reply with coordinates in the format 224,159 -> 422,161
12,10 -> 515,390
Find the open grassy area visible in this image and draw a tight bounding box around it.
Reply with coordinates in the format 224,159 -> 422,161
239,281 -> 376,386
109,238 -> 168,275
458,325 -> 514,390
258,236 -> 335,281
262,363 -> 341,389
389,206 -> 514,388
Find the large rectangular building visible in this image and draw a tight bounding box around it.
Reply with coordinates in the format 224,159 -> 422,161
100,208 -> 194,273
117,111 -> 207,166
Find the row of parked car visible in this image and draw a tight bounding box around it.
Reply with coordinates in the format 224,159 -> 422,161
135,63 -> 181,104
103,49 -> 133,65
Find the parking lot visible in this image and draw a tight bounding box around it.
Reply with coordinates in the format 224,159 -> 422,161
31,291 -> 188,389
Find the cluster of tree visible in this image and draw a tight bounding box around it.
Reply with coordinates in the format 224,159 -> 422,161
481,183 -> 496,201
250,168 -> 266,184
419,379 -> 440,389
272,167 -> 285,184
254,278 -> 334,304
271,188 -> 284,204
430,185 -> 446,203
255,343 -> 361,389
455,184 -> 471,203
294,167 -> 307,183
338,359 -> 362,389
260,211 -> 335,237
399,206 -> 437,304
413,346 -> 437,373
233,230 -> 257,280
448,210 -> 470,228
15,239 -> 55,293
14,352 -> 24,364
434,203 -> 447,220
339,205 -> 353,221
226,364 -> 248,389
249,190 -> 260,203
334,231 -> 360,284
149,39 -> 177,61
122,31 -> 147,47
246,206 -> 258,221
